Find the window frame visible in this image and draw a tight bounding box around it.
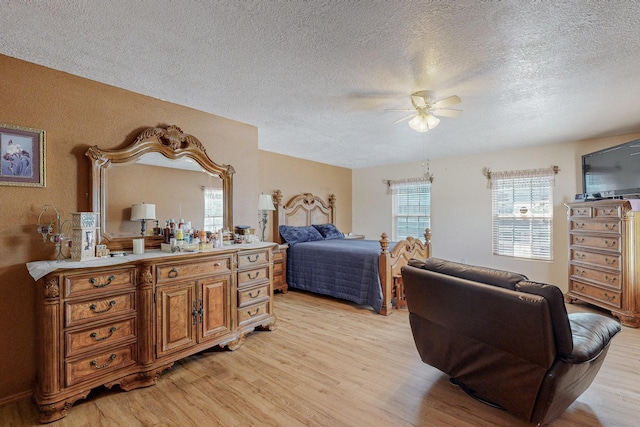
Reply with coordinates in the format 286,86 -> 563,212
390,178 -> 431,241
490,168 -> 555,261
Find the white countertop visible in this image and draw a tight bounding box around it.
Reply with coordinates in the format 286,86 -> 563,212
27,242 -> 275,281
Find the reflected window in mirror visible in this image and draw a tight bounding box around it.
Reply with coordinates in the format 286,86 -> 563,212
204,187 -> 224,231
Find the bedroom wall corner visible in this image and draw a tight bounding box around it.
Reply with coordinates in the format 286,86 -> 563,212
258,151 -> 352,241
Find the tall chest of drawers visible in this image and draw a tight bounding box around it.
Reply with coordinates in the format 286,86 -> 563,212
566,200 -> 640,327
32,243 -> 277,423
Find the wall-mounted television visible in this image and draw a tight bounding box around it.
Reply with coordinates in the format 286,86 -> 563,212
582,138 -> 640,199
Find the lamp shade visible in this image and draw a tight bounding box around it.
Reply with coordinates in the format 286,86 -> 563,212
131,203 -> 156,220
258,194 -> 275,211
408,113 -> 440,132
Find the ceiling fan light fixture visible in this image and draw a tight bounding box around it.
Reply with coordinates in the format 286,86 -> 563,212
408,113 -> 440,132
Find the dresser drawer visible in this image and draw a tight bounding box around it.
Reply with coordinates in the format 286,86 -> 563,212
570,234 -> 620,251
237,249 -> 270,268
593,205 -> 622,218
571,249 -> 620,270
64,268 -> 135,298
65,292 -> 136,327
570,220 -> 621,233
570,280 -> 622,308
570,265 -> 621,289
156,257 -> 231,284
65,316 -> 137,357
570,206 -> 593,218
238,266 -> 269,288
65,344 -> 137,387
238,301 -> 269,325
238,284 -> 269,308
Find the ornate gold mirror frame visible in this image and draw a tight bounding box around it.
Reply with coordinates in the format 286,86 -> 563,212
86,125 -> 234,249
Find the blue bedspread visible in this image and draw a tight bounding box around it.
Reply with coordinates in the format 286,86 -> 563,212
286,239 -> 395,312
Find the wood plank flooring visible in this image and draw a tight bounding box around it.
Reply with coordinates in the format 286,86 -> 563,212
2,290 -> 639,426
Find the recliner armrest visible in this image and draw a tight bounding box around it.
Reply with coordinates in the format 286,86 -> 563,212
562,313 -> 621,363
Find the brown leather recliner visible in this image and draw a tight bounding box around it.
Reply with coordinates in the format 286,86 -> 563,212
402,258 -> 621,426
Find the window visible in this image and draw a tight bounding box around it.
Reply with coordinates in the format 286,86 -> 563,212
203,187 -> 224,231
490,168 -> 555,260
390,178 -> 431,241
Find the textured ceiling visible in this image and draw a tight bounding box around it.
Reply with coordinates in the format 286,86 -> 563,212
2,1 -> 640,169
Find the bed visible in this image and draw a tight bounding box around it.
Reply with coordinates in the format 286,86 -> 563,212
271,190 -> 431,315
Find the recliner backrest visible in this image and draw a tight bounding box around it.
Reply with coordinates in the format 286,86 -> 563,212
516,280 -> 573,355
409,257 -> 528,290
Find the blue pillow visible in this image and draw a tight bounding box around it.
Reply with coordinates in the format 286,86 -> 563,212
313,223 -> 344,240
279,225 -> 324,245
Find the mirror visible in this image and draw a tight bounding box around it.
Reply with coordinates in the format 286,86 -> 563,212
86,125 -> 234,249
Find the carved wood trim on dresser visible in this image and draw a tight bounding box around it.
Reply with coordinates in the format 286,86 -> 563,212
565,200 -> 640,327
31,244 -> 276,423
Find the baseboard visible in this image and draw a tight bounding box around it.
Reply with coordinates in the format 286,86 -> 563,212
0,389 -> 32,408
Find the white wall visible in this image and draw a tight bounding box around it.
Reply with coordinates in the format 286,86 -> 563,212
352,132 -> 640,291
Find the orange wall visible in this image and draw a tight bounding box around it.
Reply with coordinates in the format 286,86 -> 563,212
258,150 -> 353,240
0,54 -> 352,403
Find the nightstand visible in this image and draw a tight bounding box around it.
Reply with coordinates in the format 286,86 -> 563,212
273,243 -> 288,293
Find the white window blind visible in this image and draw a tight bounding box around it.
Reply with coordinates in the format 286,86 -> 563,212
203,187 -> 224,231
390,178 -> 431,241
491,168 -> 554,260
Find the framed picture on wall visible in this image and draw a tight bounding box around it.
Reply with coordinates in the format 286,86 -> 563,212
0,123 -> 46,187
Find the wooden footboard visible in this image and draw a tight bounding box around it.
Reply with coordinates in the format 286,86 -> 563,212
378,229 -> 432,315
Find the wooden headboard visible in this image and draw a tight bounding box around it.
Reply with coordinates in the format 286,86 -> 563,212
271,189 -> 336,244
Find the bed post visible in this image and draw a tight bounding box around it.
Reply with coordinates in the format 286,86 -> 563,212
424,228 -> 432,257
272,189 -> 284,244
378,232 -> 393,316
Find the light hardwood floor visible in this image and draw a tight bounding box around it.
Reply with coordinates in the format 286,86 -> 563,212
2,291 -> 639,426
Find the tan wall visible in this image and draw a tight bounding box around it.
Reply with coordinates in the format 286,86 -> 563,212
353,132 -> 640,289
258,151 -> 352,241
0,54 -> 353,403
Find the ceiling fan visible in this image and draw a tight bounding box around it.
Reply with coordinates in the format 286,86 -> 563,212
389,90 -> 462,132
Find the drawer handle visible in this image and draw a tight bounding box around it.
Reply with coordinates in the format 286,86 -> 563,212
576,269 -> 586,276
601,208 -> 616,216
248,290 -> 261,299
247,307 -> 261,317
90,353 -> 116,369
574,237 -> 584,244
576,285 -> 586,292
603,223 -> 617,231
90,327 -> 117,341
575,222 -> 585,228
168,268 -> 179,278
604,257 -> 616,265
90,300 -> 116,314
577,209 -> 588,215
604,275 -> 617,284
247,271 -> 261,280
246,255 -> 260,263
575,252 -> 585,259
604,240 -> 616,247
213,262 -> 222,267
89,275 -> 116,288
604,293 -> 616,302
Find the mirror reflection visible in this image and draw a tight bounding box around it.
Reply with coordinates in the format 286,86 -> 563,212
105,154 -> 224,238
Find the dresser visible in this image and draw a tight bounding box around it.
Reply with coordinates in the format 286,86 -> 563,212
30,243 -> 276,423
565,200 -> 640,327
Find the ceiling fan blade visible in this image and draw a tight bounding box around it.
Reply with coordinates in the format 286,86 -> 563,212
411,95 -> 428,109
393,113 -> 417,124
385,109 -> 415,112
432,95 -> 461,109
433,108 -> 462,118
